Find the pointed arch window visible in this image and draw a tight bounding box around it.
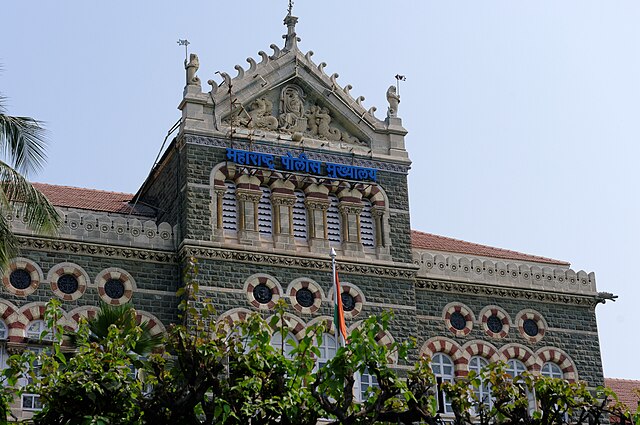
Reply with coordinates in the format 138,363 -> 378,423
326,194 -> 341,246
360,199 -> 375,248
27,320 -> 54,341
222,181 -> 238,231
292,190 -> 308,241
257,187 -> 273,235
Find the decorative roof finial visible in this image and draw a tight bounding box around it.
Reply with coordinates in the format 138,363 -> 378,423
283,0 -> 300,52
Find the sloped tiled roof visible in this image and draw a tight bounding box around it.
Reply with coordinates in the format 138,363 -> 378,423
33,183 -> 569,264
32,183 -> 151,216
411,230 -> 569,266
605,378 -> 640,411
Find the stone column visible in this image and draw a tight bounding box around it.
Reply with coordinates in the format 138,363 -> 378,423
306,200 -> 330,251
340,204 -> 364,258
236,191 -> 261,245
213,188 -> 226,240
272,195 -> 297,250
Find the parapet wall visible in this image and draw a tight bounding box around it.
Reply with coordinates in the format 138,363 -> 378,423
414,250 -> 596,295
9,209 -> 176,251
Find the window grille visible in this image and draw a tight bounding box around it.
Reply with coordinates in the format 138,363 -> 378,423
469,356 -> 493,409
26,320 -> 53,341
270,331 -> 297,359
316,333 -> 337,371
355,368 -> 379,401
326,194 -> 341,245
541,362 -> 563,379
360,199 -> 375,247
506,359 -> 527,378
257,187 -> 273,235
293,190 -> 307,241
0,320 -> 6,340
21,346 -> 44,411
431,353 -> 454,413
222,181 -> 238,231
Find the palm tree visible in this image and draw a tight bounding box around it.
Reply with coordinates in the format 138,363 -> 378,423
70,303 -> 164,356
0,94 -> 61,268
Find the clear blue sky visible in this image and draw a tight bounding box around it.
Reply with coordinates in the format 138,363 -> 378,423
2,1 -> 639,379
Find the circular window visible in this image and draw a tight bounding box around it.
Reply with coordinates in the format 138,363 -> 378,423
443,303 -> 474,337
515,309 -> 546,343
96,268 -> 135,305
523,319 -> 539,337
287,278 -> 323,314
105,279 -> 125,299
449,312 -> 467,330
296,288 -> 315,308
479,306 -> 510,339
244,274 -> 281,310
2,258 -> 42,296
341,293 -> 356,312
253,283 -> 273,304
487,315 -> 503,333
57,274 -> 79,295
9,270 -> 32,290
49,263 -> 89,301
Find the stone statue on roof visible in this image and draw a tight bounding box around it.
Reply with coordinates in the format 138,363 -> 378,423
185,53 -> 201,87
386,85 -> 400,118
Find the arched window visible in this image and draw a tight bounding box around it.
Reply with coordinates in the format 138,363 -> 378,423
257,187 -> 273,235
0,320 -> 7,340
541,362 -> 563,379
469,356 -> 492,409
506,359 -> 527,378
222,181 -> 238,231
326,195 -> 341,246
316,333 -> 337,371
431,353 -> 454,413
26,320 -> 53,341
270,331 -> 297,359
21,346 -> 44,411
292,190 -> 307,241
359,199 -> 375,248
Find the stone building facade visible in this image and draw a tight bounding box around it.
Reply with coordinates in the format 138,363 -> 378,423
2,12 -> 607,418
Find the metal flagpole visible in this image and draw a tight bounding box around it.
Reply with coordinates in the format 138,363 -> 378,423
330,247 -> 343,348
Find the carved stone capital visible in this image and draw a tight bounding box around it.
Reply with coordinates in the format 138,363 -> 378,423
271,195 -> 297,207
339,204 -> 363,215
305,200 -> 330,210
236,190 -> 262,203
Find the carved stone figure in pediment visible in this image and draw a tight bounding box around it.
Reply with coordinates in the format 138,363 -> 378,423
307,105 -> 341,141
225,97 -> 278,130
247,98 -> 278,130
278,85 -> 307,132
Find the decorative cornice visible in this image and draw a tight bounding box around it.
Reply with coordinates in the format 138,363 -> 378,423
415,278 -> 600,308
184,135 -> 410,174
180,245 -> 416,279
16,236 -> 177,264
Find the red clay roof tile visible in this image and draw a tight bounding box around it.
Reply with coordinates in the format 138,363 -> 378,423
32,183 -> 147,215
605,378 -> 640,412
411,230 -> 569,266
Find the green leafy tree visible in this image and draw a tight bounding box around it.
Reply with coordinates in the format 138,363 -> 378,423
0,91 -> 61,267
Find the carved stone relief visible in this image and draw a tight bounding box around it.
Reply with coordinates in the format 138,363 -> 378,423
224,84 -> 363,145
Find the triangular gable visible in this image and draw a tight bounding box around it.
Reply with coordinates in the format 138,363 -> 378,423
179,14 -> 409,159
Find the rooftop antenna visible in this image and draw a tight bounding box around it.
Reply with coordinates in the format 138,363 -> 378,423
395,74 -> 406,96
177,39 -> 190,62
